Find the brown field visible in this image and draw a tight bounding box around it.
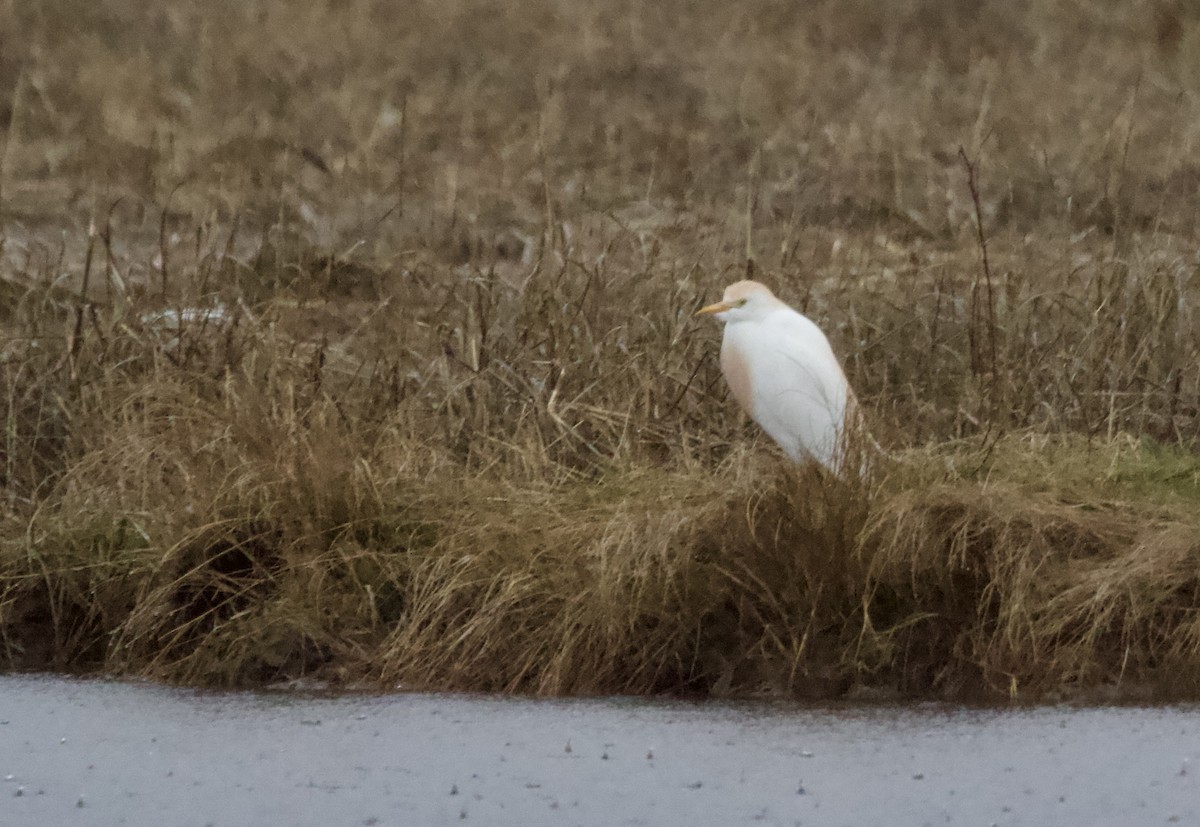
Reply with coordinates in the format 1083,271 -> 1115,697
1,0 -> 1199,699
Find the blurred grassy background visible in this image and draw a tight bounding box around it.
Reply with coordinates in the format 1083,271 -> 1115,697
2,0 -> 1198,442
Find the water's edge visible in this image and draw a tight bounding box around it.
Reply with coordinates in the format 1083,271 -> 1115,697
2,674 -> 1198,827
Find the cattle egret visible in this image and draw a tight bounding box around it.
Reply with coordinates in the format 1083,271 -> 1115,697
696,280 -> 860,475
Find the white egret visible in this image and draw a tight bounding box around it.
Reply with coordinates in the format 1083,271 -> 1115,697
696,280 -> 862,475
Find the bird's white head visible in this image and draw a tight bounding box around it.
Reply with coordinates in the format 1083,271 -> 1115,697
694,280 -> 784,323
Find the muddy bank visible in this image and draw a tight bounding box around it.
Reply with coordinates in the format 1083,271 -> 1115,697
2,675 -> 1198,826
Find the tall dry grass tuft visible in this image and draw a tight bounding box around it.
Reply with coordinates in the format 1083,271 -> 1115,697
856,437 -> 1200,697
1,0 -> 1199,698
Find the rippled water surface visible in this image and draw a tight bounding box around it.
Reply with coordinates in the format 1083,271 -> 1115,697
1,675 -> 1198,826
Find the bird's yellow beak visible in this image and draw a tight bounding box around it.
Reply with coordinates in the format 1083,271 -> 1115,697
695,301 -> 729,317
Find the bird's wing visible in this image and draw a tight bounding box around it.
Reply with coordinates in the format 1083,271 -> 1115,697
766,310 -> 848,398
750,310 -> 850,467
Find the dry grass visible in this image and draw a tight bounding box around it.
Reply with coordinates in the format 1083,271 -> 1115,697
1,0 -> 1199,699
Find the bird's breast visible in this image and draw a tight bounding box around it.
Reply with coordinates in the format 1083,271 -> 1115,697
719,334 -> 756,417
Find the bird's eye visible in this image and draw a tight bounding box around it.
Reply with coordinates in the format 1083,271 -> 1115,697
735,298 -> 749,307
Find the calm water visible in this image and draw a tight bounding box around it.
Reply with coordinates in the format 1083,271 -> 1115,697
1,675 -> 1197,826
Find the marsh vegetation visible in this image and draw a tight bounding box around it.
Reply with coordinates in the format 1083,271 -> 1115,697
1,0 -> 1199,698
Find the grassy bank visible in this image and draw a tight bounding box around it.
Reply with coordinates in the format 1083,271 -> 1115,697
1,0 -> 1199,698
